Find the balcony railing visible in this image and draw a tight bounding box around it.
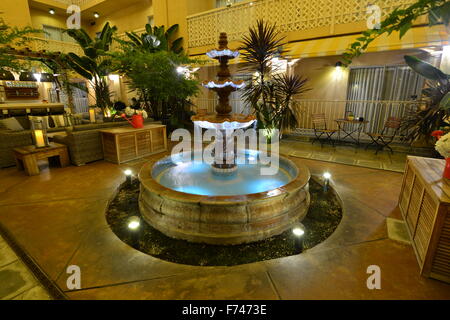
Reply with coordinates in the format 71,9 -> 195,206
187,0 -> 416,48
192,98 -> 419,135
29,37 -> 83,56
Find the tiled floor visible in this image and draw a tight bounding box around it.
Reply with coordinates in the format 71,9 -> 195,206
0,235 -> 51,300
0,144 -> 449,300
279,139 -> 407,173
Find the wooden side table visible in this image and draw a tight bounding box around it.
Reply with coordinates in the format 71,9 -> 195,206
13,143 -> 70,176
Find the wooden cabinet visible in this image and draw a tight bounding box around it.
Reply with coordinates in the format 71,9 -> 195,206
398,156 -> 450,283
100,124 -> 167,164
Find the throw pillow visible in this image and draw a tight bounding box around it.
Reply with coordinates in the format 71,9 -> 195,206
0,117 -> 24,131
51,115 -> 66,128
29,115 -> 50,129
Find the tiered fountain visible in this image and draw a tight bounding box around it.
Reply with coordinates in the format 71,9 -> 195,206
139,33 -> 311,245
192,32 -> 256,174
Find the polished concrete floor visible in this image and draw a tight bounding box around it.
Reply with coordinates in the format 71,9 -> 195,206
0,235 -> 51,300
0,143 -> 449,300
280,139 -> 407,173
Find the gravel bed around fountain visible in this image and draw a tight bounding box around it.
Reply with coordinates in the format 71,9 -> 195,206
106,178 -> 342,266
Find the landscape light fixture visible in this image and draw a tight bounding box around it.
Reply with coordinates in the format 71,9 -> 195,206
127,216 -> 142,247
124,169 -> 133,185
127,216 -> 140,230
49,9 -> 55,15
94,12 -> 100,19
292,223 -> 305,253
323,172 -> 331,192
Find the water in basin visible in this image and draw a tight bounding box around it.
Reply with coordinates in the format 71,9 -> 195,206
155,161 -> 293,196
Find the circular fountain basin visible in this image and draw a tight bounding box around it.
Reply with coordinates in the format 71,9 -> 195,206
139,152 -> 310,245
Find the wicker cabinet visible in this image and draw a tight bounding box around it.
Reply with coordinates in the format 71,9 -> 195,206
100,125 -> 167,164
398,156 -> 450,283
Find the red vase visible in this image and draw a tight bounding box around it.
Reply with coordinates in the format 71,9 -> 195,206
444,158 -> 450,179
131,114 -> 144,128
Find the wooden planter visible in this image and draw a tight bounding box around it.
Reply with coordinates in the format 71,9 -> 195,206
398,156 -> 450,283
100,124 -> 167,164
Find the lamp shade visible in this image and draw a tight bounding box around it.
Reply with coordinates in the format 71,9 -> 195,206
31,119 -> 49,148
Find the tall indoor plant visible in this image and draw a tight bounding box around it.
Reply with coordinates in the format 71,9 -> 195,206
64,23 -> 117,117
402,55 -> 450,145
239,20 -> 310,140
115,23 -> 199,127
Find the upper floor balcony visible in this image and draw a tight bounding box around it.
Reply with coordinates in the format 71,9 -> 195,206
27,37 -> 84,56
187,0 -> 418,53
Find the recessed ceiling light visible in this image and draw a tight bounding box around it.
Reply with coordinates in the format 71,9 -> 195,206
94,12 -> 100,19
49,9 -> 55,15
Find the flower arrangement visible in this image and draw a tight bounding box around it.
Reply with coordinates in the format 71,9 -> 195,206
435,132 -> 450,158
123,107 -> 148,119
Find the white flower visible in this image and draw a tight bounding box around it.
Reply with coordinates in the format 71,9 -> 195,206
124,107 -> 135,116
435,132 -> 450,158
141,110 -> 148,119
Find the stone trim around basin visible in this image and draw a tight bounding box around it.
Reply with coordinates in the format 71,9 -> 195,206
138,155 -> 311,245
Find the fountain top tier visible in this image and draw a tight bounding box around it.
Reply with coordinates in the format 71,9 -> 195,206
193,32 -> 255,122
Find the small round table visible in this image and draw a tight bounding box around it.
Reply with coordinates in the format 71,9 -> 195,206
335,119 -> 369,146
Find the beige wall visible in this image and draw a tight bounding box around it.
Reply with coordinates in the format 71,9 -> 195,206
294,49 -> 435,101
89,0 -> 154,35
30,8 -> 72,30
0,0 -> 32,27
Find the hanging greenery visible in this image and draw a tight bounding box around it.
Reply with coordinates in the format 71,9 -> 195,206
342,0 -> 449,66
0,17 -> 42,71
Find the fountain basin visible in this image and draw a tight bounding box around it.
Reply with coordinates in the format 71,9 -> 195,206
138,152 -> 310,245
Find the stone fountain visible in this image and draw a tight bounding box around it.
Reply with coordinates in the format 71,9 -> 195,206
138,33 -> 311,245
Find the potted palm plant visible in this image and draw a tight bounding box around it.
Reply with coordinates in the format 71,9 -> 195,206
239,20 -> 310,142
64,23 -> 117,119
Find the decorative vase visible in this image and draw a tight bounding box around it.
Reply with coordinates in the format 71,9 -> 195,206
444,158 -> 450,180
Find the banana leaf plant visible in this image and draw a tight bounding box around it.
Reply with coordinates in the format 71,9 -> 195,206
239,20 -> 310,140
64,23 -> 117,116
402,55 -> 450,145
119,23 -> 183,54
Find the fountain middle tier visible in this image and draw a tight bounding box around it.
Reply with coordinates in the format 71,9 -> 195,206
193,113 -> 256,174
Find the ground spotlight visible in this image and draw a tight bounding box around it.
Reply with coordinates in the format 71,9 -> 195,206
49,9 -> 55,15
124,169 -> 133,185
292,223 -> 305,253
323,172 -> 331,192
94,12 -> 100,19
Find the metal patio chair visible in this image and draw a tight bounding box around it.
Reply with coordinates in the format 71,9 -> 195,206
365,117 -> 402,154
311,113 -> 337,147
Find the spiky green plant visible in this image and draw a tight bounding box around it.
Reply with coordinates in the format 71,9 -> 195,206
402,55 -> 450,144
119,23 -> 183,54
239,20 -> 310,138
64,23 -> 117,116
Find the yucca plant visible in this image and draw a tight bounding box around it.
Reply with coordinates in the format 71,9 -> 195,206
119,23 -> 183,54
402,55 -> 450,145
239,20 -> 310,139
64,23 -> 117,116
